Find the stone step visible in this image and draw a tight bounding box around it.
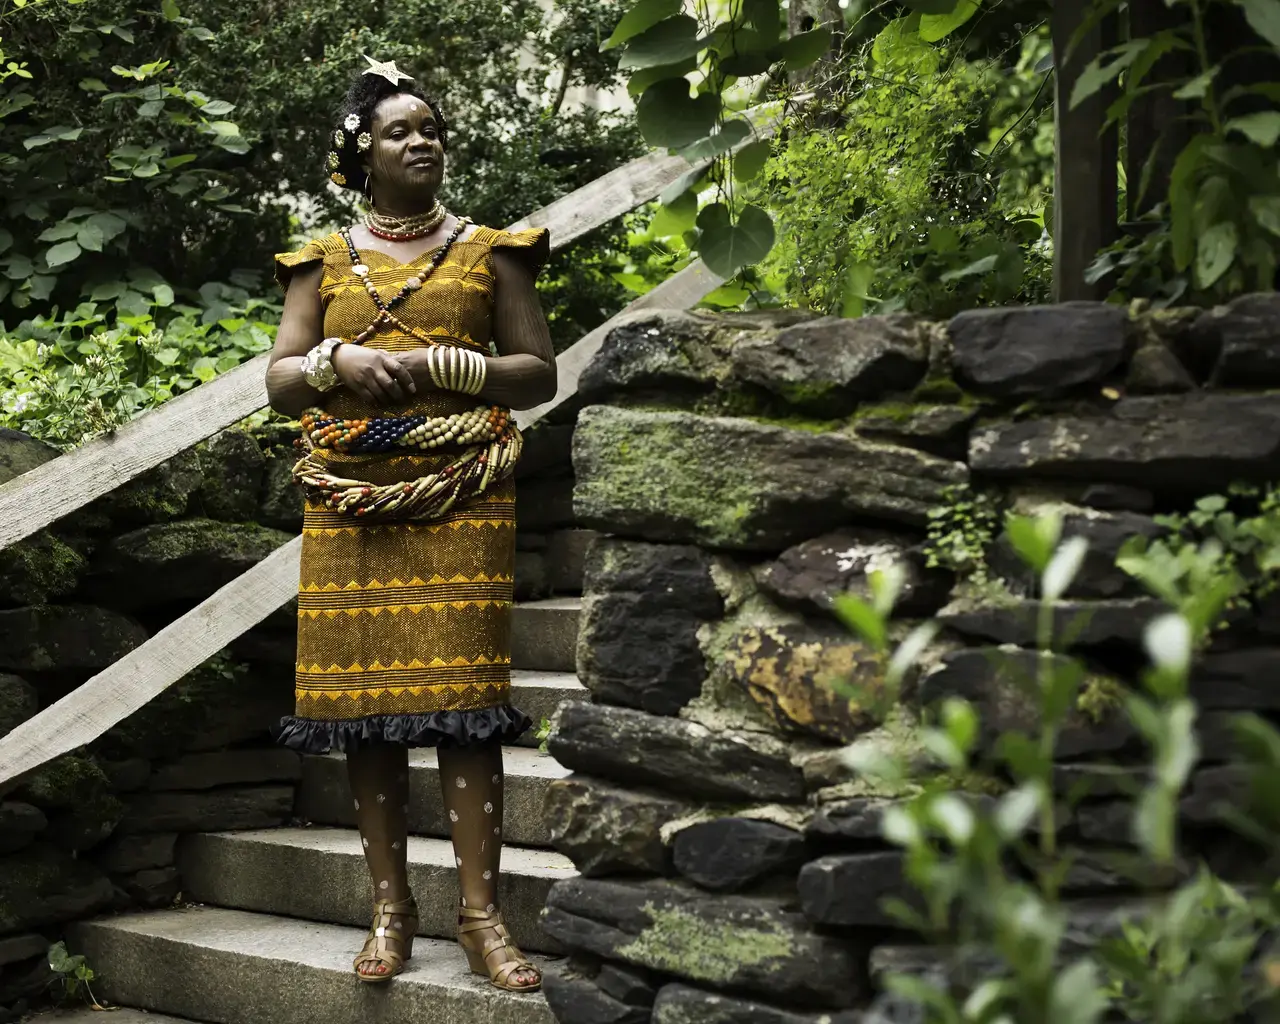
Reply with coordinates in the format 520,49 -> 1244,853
33,1012 -> 194,1024
297,745 -> 570,848
69,907 -> 559,1024
511,598 -> 581,674
177,828 -> 574,954
510,669 -> 588,742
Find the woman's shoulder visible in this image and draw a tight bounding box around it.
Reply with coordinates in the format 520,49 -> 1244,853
274,231 -> 348,269
464,224 -> 550,278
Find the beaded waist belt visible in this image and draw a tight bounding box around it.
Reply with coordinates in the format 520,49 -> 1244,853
292,405 -> 522,520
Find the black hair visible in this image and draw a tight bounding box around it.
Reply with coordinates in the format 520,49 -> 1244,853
325,67 -> 450,195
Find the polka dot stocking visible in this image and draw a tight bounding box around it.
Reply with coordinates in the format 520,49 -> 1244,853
438,740 -> 505,915
347,740 -> 412,906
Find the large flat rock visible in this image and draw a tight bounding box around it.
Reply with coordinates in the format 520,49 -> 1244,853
69,906 -> 561,1024
573,406 -> 966,551
548,702 -> 804,803
542,877 -> 866,1009
969,392 -> 1280,489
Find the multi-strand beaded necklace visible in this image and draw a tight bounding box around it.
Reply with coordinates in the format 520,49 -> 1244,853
291,213 -> 523,521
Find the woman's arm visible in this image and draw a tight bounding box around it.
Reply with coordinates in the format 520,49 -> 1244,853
402,250 -> 557,411
265,264 -> 414,417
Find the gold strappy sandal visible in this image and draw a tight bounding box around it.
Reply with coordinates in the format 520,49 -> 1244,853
457,904 -> 542,992
354,897 -> 418,983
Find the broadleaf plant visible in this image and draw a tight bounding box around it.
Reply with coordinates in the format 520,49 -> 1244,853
606,0 -> 834,279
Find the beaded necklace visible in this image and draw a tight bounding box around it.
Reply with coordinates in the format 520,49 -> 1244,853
364,201 -> 447,241
340,216 -> 470,345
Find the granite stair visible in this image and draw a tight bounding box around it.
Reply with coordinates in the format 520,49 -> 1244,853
69,530 -> 595,1024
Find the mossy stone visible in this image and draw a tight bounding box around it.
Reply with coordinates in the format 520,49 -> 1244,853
0,844 -> 114,932
0,674 -> 37,739
0,531 -> 87,608
192,430 -> 267,521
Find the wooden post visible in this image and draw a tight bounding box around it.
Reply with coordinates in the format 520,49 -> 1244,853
1126,0 -> 1192,220
1052,0 -> 1119,301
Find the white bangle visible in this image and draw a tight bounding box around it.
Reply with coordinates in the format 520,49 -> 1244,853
426,346 -> 486,396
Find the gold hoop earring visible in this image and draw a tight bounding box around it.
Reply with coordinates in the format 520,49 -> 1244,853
363,175 -> 374,208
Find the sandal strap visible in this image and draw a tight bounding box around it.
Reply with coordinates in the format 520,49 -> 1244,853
355,900 -> 418,971
491,959 -> 539,986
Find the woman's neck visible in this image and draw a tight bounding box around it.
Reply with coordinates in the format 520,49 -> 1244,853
371,191 -> 437,218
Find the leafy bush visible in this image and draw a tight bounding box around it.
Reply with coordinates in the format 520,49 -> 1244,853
750,14 -> 1055,317
1079,0 -> 1280,306
0,283 -> 279,449
839,507 -> 1280,1023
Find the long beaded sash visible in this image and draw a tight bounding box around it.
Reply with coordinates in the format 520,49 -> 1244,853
292,405 -> 522,520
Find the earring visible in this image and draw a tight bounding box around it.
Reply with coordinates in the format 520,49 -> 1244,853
363,175 -> 374,208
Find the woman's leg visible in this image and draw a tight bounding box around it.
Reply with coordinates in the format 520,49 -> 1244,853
438,740 -> 540,989
347,739 -> 413,978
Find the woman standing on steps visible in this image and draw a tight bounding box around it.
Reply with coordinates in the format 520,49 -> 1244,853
262,57 -> 555,993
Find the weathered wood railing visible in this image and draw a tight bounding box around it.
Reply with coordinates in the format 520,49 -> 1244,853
0,102 -> 790,788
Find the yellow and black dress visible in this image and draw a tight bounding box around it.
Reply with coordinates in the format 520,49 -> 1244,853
271,225 -> 547,753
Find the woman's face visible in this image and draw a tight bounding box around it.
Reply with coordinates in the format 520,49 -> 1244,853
363,92 -> 445,200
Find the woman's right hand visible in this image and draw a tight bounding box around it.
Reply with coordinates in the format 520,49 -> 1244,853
331,344 -> 416,405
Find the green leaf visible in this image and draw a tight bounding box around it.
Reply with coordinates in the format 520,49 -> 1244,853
777,26 -> 832,70
199,99 -> 235,117
1048,960 -> 1107,1024
1241,0 -> 1280,49
1005,512 -> 1061,574
0,230 -> 12,256
1070,40 -> 1145,109
651,190 -> 698,237
1173,66 -> 1218,100
898,0 -> 962,13
1250,194 -> 1280,236
625,58 -> 699,97
832,593 -> 887,650
940,253 -> 998,281
187,25 -> 215,41
919,0 -> 979,42
117,290 -> 151,317
733,139 -> 771,182
152,283 -> 175,307
45,240 -> 83,268
619,16 -> 704,71
719,30 -> 779,77
38,222 -> 81,242
603,0 -> 681,51
636,78 -> 719,149
1195,221 -> 1238,288
161,0 -> 181,20
696,202 -> 775,277
743,0 -> 782,40
679,119 -> 750,162
1227,111 -> 1280,147
87,211 -> 127,242
79,77 -> 107,92
207,120 -> 240,136
76,221 -> 105,252
839,261 -> 874,318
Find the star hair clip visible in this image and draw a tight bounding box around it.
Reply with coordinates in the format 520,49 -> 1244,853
362,55 -> 415,86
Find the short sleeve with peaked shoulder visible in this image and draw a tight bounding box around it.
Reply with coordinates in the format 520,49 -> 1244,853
468,225 -> 551,280
273,233 -> 345,291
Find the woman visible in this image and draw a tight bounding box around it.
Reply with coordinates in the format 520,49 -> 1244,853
264,56 -> 555,993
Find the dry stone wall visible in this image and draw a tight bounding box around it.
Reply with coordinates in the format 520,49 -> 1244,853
540,294 -> 1280,1023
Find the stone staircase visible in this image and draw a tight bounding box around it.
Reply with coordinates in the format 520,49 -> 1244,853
65,560 -> 590,1024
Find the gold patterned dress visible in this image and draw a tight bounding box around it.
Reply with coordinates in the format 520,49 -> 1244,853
271,225 -> 548,753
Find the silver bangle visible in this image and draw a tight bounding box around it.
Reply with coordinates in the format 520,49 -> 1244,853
301,337 -> 344,392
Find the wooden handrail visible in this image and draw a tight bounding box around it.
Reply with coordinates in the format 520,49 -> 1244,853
0,99 -> 785,553
0,257 -> 724,790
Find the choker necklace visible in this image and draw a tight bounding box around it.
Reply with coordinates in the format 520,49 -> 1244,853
364,201 -> 448,241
